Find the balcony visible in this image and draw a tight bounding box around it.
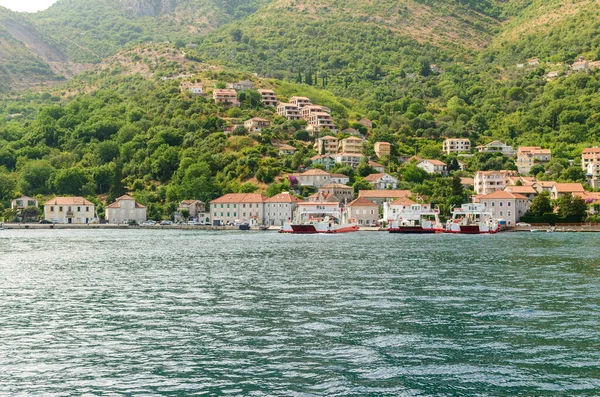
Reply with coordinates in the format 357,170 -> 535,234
66,211 -> 74,217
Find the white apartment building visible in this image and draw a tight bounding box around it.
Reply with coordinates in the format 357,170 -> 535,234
517,146 -> 552,174
294,169 -> 331,188
307,112 -> 335,134
363,173 -> 398,190
332,153 -> 364,168
213,89 -> 239,107
582,147 -> 600,170
476,140 -> 515,157
277,103 -> 301,120
258,89 -> 278,107
289,96 -> 312,108
338,136 -> 364,154
474,170 -> 513,195
443,138 -> 471,154
417,159 -> 448,175
314,135 -> 339,155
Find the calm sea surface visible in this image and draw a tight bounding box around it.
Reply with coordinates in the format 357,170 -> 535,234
1,229 -> 599,396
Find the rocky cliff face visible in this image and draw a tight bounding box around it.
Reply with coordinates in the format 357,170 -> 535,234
119,0 -> 183,17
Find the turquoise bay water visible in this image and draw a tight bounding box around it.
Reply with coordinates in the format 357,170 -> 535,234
1,230 -> 599,396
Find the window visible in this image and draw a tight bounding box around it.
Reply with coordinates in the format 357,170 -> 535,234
214,212 -> 217,216
227,204 -> 230,208
499,202 -> 503,207
220,212 -> 223,216
234,213 -> 236,217
491,202 -> 495,207
220,204 -> 223,208
508,202 -> 511,207
59,206 -> 63,212
50,206 -> 54,212
500,212 -> 503,216
77,207 -> 81,212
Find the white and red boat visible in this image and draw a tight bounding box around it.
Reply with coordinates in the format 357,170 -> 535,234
445,204 -> 500,234
388,204 -> 444,234
280,216 -> 359,234
280,201 -> 359,234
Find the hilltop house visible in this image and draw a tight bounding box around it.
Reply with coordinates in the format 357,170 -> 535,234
311,154 -> 336,170
517,146 -> 552,174
244,117 -> 270,133
277,103 -> 301,120
338,136 -> 364,154
179,81 -> 203,95
363,173 -> 398,190
289,96 -> 312,108
443,138 -> 471,154
213,89 -> 239,107
314,135 -> 339,155
319,184 -> 354,203
374,142 -> 391,159
476,140 -> 515,157
44,197 -> 96,224
307,112 -> 335,134
11,196 -> 38,211
257,89 -> 278,107
582,147 -> 600,170
368,160 -> 385,173
332,153 -> 364,168
294,169 -> 331,188
227,80 -> 253,91
105,195 -> 147,224
417,159 -> 448,175
330,173 -> 351,185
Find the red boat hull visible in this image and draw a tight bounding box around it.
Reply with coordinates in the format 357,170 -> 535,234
280,224 -> 360,234
389,226 -> 439,234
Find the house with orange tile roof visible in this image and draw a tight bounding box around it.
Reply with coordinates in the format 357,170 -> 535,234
550,183 -> 586,200
582,147 -> 600,170
289,96 -> 312,108
368,160 -> 385,173
338,136 -> 364,154
329,173 -> 351,185
177,200 -> 207,223
517,146 -> 552,174
318,183 -> 354,202
210,193 -> 268,226
106,195 -> 147,224
382,196 -> 420,222
443,138 -> 471,154
213,89 -> 239,107
307,112 -> 336,134
244,117 -> 270,133
358,190 -> 412,206
265,192 -> 302,226
276,102 -> 301,120
44,197 -> 96,224
332,152 -> 364,168
257,89 -> 278,107
347,197 -> 379,226
294,169 -> 331,188
314,135 -> 339,155
474,170 -> 517,195
504,185 -> 538,200
363,173 -> 398,190
476,190 -> 531,226
374,142 -> 391,158
310,154 -> 336,170
417,159 -> 448,175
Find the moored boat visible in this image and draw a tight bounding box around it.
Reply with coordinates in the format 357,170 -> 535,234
280,200 -> 359,234
445,204 -> 500,234
388,204 -> 444,234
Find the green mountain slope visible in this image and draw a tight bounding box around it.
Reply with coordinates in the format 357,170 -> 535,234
28,0 -> 273,63
0,7 -> 63,91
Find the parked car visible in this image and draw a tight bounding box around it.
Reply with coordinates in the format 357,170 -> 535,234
160,220 -> 173,226
39,220 -> 52,224
516,222 -> 531,227
141,220 -> 156,226
187,221 -> 200,226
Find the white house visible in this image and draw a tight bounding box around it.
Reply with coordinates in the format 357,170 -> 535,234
105,195 -> 147,224
44,197 -> 96,224
474,170 -> 512,195
329,173 -> 351,185
476,191 -> 530,227
294,169 -> 331,188
476,140 -> 515,157
417,159 -> 448,175
363,173 -> 398,190
517,146 -> 552,174
443,138 -> 471,154
332,153 -> 364,168
265,192 -> 302,226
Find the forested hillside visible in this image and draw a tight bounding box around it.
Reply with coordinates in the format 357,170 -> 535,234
2,0 -> 600,221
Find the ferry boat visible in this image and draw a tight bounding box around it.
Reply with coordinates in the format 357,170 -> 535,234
388,204 -> 444,234
445,203 -> 500,234
280,202 -> 359,234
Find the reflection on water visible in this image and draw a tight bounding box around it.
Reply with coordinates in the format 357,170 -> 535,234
1,230 -> 599,395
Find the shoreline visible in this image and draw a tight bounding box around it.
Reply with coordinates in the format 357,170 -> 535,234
3,224 -> 600,232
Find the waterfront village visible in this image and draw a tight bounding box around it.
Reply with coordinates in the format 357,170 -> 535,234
5,77 -> 600,230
